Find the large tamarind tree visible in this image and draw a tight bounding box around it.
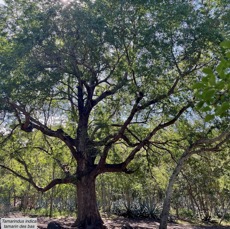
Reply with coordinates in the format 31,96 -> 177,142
0,0 -> 229,228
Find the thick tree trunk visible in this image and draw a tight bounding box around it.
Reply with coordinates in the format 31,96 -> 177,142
72,175 -> 105,229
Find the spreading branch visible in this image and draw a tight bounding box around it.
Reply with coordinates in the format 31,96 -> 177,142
0,163 -> 77,192
95,103 -> 191,175
123,103 -> 191,168
7,100 -> 78,161
95,92 -> 144,171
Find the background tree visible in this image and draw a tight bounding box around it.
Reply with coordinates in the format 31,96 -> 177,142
159,125 -> 229,229
0,0 -> 229,228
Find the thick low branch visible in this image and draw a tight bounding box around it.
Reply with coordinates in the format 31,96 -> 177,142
37,176 -> 77,192
0,164 -> 76,192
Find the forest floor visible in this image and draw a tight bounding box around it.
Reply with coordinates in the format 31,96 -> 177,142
2,212 -> 230,229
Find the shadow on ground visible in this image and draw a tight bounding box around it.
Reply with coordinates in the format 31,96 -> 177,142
2,212 -> 230,229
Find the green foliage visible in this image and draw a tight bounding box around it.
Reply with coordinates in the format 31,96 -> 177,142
193,40 -> 230,121
0,0 -> 229,225
178,209 -> 194,219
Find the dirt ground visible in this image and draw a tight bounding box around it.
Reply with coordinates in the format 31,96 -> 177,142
3,212 -> 230,229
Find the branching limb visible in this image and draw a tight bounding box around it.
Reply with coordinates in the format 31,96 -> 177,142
95,92 -> 144,171
121,134 -> 140,147
21,112 -> 33,132
7,100 -> 78,161
92,72 -> 128,107
123,103 -> 191,168
95,103 -> 191,175
137,77 -> 180,111
194,130 -> 230,146
0,124 -> 20,145
0,163 -> 76,193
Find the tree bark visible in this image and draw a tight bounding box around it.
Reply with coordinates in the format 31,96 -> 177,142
159,175 -> 176,229
72,175 -> 106,229
159,153 -> 189,229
